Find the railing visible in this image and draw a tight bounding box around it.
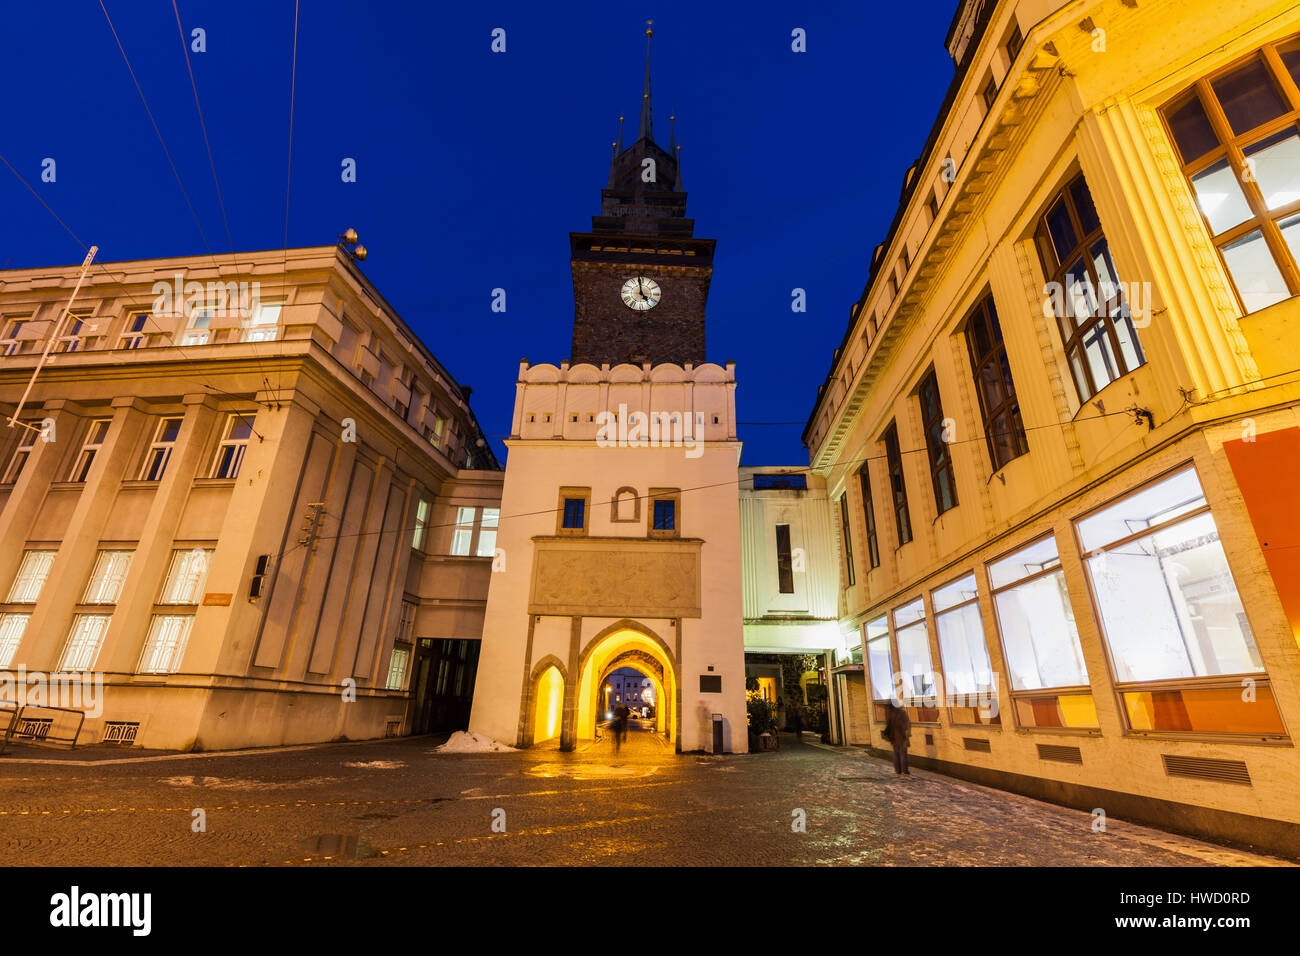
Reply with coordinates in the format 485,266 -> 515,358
0,701 -> 86,755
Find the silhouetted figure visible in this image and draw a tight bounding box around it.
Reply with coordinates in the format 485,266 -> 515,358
791,705 -> 803,743
884,701 -> 911,775
614,704 -> 630,752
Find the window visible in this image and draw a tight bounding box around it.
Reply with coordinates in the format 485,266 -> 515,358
244,302 -> 281,343
59,614 -> 112,671
83,550 -> 133,604
1005,21 -> 1023,62
838,494 -> 855,587
140,417 -> 183,481
397,600 -> 417,643
181,308 -> 212,346
7,550 -> 55,602
211,414 -> 254,479
892,598 -> 937,709
928,195 -> 940,225
849,471 -> 878,573
883,422 -> 912,546
563,498 -> 586,529
987,535 -> 1098,729
69,419 -> 111,483
450,507 -> 476,555
982,75 -> 999,111
137,615 -> 194,674
386,646 -> 411,690
917,370 -> 958,514
1075,465 -> 1283,735
775,524 -> 794,594
964,295 -> 1028,471
1035,172 -> 1146,401
475,508 -> 499,557
158,549 -> 212,604
0,614 -> 29,668
412,499 -> 431,551
1,318 -> 27,356
1163,36 -> 1300,312
2,420 -> 40,483
55,313 -> 87,352
119,312 -> 148,349
648,489 -> 680,538
932,573 -> 999,725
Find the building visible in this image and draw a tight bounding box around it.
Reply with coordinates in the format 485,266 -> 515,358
0,246 -> 502,750
804,0 -> 1300,854
740,467 -> 871,744
468,27 -> 749,753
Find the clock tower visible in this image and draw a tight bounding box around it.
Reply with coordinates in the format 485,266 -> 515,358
569,25 -> 715,367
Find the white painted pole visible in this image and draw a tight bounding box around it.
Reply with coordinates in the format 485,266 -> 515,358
7,245 -> 97,429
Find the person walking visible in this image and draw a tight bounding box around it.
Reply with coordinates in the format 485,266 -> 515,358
883,700 -> 911,775
791,704 -> 804,743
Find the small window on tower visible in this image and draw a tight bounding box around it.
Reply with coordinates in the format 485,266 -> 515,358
556,487 -> 591,536
648,489 -> 680,538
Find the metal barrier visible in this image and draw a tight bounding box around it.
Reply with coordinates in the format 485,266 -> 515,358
0,701 -> 86,755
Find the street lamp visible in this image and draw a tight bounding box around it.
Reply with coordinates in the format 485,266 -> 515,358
337,228 -> 368,264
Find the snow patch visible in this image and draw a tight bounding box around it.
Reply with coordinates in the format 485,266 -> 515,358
344,760 -> 406,769
433,731 -> 517,753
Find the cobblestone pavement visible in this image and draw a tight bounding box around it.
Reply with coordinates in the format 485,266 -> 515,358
0,725 -> 1290,866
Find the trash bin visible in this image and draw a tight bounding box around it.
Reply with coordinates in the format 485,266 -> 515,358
711,713 -> 724,754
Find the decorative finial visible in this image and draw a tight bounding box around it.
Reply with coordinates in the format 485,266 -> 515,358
639,23 -> 654,141
669,114 -> 676,150
617,115 -> 624,152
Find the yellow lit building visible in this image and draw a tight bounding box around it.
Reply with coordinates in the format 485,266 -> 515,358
805,0 -> 1300,855
0,247 -> 502,750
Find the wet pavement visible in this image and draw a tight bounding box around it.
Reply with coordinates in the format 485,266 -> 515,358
0,724 -> 1290,866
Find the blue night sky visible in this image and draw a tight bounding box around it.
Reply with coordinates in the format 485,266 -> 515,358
1,0 -> 956,466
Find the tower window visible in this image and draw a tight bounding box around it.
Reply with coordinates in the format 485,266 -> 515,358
648,489 -> 680,538
563,499 -> 585,528
556,487 -> 591,536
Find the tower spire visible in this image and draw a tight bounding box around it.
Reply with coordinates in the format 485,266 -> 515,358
639,21 -> 654,142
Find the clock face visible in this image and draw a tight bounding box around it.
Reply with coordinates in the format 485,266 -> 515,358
620,276 -> 662,311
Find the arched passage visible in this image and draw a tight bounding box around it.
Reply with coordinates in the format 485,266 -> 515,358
525,655 -> 567,748
575,623 -> 676,746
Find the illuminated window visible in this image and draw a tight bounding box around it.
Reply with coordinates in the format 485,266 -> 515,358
243,302 -> 281,343
181,308 -> 212,346
137,615 -> 194,674
1035,173 -> 1146,401
59,614 -> 113,671
988,535 -> 1097,729
7,550 -> 55,603
0,614 -> 30,668
211,414 -> 254,479
140,417 -> 183,481
1163,35 -> 1300,312
475,508 -> 499,557
412,499 -> 431,551
1075,465 -> 1283,735
159,549 -> 212,604
892,598 -> 936,705
69,419 -> 111,483
83,550 -> 133,604
386,646 -> 410,690
450,507 -> 476,556
865,615 -> 893,703
932,573 -> 999,725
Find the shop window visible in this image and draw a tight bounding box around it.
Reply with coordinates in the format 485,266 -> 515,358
891,598 -> 940,722
1075,465 -> 1284,735
987,534 -> 1098,729
865,615 -> 893,706
932,573 -> 999,725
